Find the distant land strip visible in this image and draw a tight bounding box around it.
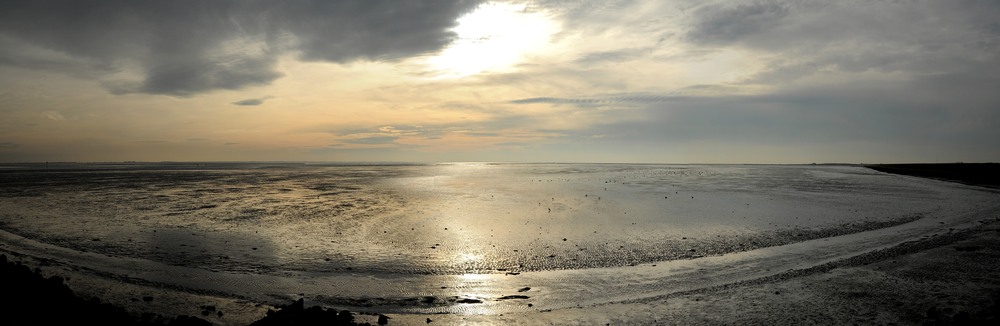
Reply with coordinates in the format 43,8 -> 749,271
866,163 -> 1000,189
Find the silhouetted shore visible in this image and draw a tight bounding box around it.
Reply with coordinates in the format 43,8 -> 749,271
867,163 -> 1000,188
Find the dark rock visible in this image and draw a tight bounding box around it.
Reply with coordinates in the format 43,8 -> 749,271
199,305 -> 216,312
498,295 -> 530,300
1,254 -> 218,325
926,306 -> 940,319
954,311 -> 971,323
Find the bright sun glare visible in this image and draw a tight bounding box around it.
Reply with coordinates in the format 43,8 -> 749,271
423,2 -> 558,78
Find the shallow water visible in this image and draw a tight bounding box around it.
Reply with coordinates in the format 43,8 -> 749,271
1,163 -> 996,315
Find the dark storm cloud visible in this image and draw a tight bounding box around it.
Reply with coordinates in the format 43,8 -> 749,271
0,0 -> 483,96
286,2 -> 481,63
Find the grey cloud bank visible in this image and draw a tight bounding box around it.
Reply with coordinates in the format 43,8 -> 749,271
505,0 -> 1000,162
0,0 -> 483,96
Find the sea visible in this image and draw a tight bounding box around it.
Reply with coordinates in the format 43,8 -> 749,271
1,162 -> 997,316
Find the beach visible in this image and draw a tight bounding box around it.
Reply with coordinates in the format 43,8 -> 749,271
1,163 -> 998,325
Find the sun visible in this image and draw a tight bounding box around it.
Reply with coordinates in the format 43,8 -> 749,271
423,2 -> 558,78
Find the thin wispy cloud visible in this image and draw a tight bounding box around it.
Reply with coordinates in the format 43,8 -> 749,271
342,136 -> 400,145
232,96 -> 274,106
510,94 -> 682,105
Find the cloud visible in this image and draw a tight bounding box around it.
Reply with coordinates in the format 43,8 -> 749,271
680,0 -> 1000,84
0,142 -> 17,149
342,136 -> 399,145
685,1 -> 790,46
521,75 -> 1000,162
510,94 -> 682,106
232,99 -> 264,106
0,0 -> 484,96
43,111 -> 65,121
232,96 -> 273,106
574,47 -> 652,65
335,125 -> 425,146
327,120 -> 563,152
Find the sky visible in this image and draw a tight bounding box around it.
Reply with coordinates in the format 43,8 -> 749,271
1,0 -> 998,164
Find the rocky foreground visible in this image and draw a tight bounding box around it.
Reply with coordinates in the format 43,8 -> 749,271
0,254 -> 385,325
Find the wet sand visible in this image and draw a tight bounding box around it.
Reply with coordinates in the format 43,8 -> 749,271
2,163 -> 999,324
388,221 -> 1000,325
5,218 -> 999,325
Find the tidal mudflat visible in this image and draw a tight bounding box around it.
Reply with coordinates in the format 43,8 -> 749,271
1,163 -> 998,324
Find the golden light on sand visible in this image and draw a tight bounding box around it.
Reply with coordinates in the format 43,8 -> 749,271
457,252 -> 483,263
423,2 -> 558,78
459,273 -> 490,281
